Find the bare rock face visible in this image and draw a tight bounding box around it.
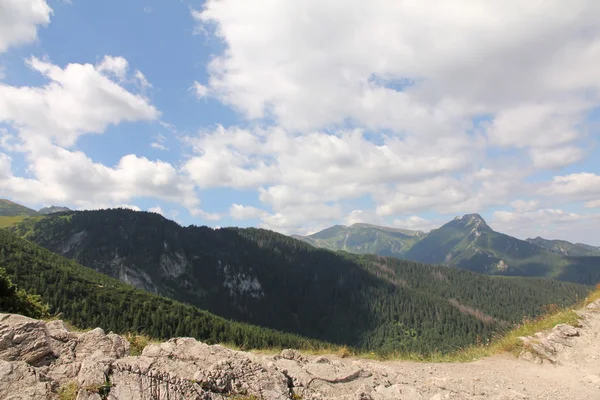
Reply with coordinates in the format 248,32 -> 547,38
0,359 -> 53,400
110,338 -> 290,400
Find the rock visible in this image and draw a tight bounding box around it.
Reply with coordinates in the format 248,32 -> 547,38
76,389 -> 103,400
75,328 -> 130,361
113,338 -> 290,400
0,314 -> 55,366
586,299 -> 600,310
305,361 -> 363,383
552,324 -> 579,338
46,319 -> 74,342
77,350 -> 112,388
0,359 -> 52,399
430,394 -> 443,400
281,348 -> 306,362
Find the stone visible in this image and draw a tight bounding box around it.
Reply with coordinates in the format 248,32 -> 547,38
0,359 -> 52,399
0,313 -> 55,366
75,327 -> 130,360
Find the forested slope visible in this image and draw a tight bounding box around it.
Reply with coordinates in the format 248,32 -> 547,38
0,229 -> 326,350
6,209 -> 591,354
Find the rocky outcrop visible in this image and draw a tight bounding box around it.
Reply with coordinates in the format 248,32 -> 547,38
2,307 -> 600,399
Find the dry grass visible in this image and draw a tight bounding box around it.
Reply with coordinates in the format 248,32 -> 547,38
57,381 -> 78,400
125,332 -> 153,356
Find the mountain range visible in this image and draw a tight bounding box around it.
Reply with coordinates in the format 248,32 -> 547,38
0,205 -> 591,354
296,213 -> 600,284
0,199 -> 71,217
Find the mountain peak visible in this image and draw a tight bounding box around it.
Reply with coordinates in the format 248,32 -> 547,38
452,213 -> 491,230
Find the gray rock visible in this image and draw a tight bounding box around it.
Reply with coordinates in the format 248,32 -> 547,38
0,314 -> 55,366
0,359 -> 52,399
75,327 -> 130,360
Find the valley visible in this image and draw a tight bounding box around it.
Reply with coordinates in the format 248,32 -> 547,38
0,205 -> 593,355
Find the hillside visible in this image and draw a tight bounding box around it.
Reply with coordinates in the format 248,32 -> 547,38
6,208 -> 591,353
0,199 -> 39,217
0,229 -> 325,350
293,223 -> 425,257
527,237 -> 600,257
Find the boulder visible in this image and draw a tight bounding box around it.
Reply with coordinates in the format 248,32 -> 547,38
75,327 -> 130,360
0,313 -> 55,366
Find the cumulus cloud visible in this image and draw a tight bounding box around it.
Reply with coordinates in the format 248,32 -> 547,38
0,57 -> 159,147
392,216 -> 438,233
491,209 -> 600,244
539,173 -> 600,202
0,53 -> 202,217
0,0 -> 52,54
229,204 -> 269,220
0,142 -> 200,210
187,0 -> 600,234
194,0 -> 600,135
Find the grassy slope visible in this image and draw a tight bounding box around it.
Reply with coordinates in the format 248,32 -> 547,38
297,223 -> 424,257
0,199 -> 40,217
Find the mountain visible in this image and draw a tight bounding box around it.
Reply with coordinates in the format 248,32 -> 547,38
0,199 -> 40,217
293,223 -> 426,257
38,205 -> 71,215
404,214 -> 600,283
0,229 -> 324,350
5,208 -> 590,353
526,237 -> 600,257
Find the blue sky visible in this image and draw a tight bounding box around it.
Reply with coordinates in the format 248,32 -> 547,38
1,0 -> 600,244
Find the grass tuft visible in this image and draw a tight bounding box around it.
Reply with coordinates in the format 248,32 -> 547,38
125,332 -> 151,356
57,381 -> 78,400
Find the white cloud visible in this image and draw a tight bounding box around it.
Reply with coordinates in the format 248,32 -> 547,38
585,200 -> 600,209
540,173 -> 600,202
0,0 -> 52,54
150,133 -> 168,151
0,142 -> 200,210
528,146 -> 586,169
491,209 -> 600,244
392,216 -> 437,233
187,0 -> 600,233
192,81 -> 209,98
189,208 -> 222,221
97,56 -> 129,81
134,70 -> 152,89
194,0 -> 600,137
148,206 -> 164,215
510,199 -> 540,213
229,204 -> 269,220
0,56 -> 159,147
150,142 -> 168,151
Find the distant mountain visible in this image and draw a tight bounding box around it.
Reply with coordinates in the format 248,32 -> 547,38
0,199 -> 40,217
38,205 -> 71,215
293,223 -> 426,257
6,208 -> 590,353
403,214 -> 600,282
300,214 -> 600,284
526,237 -> 600,257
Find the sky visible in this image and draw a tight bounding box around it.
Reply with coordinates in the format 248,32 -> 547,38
0,0 -> 600,244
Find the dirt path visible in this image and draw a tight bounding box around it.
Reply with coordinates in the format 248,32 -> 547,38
258,300 -> 600,399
